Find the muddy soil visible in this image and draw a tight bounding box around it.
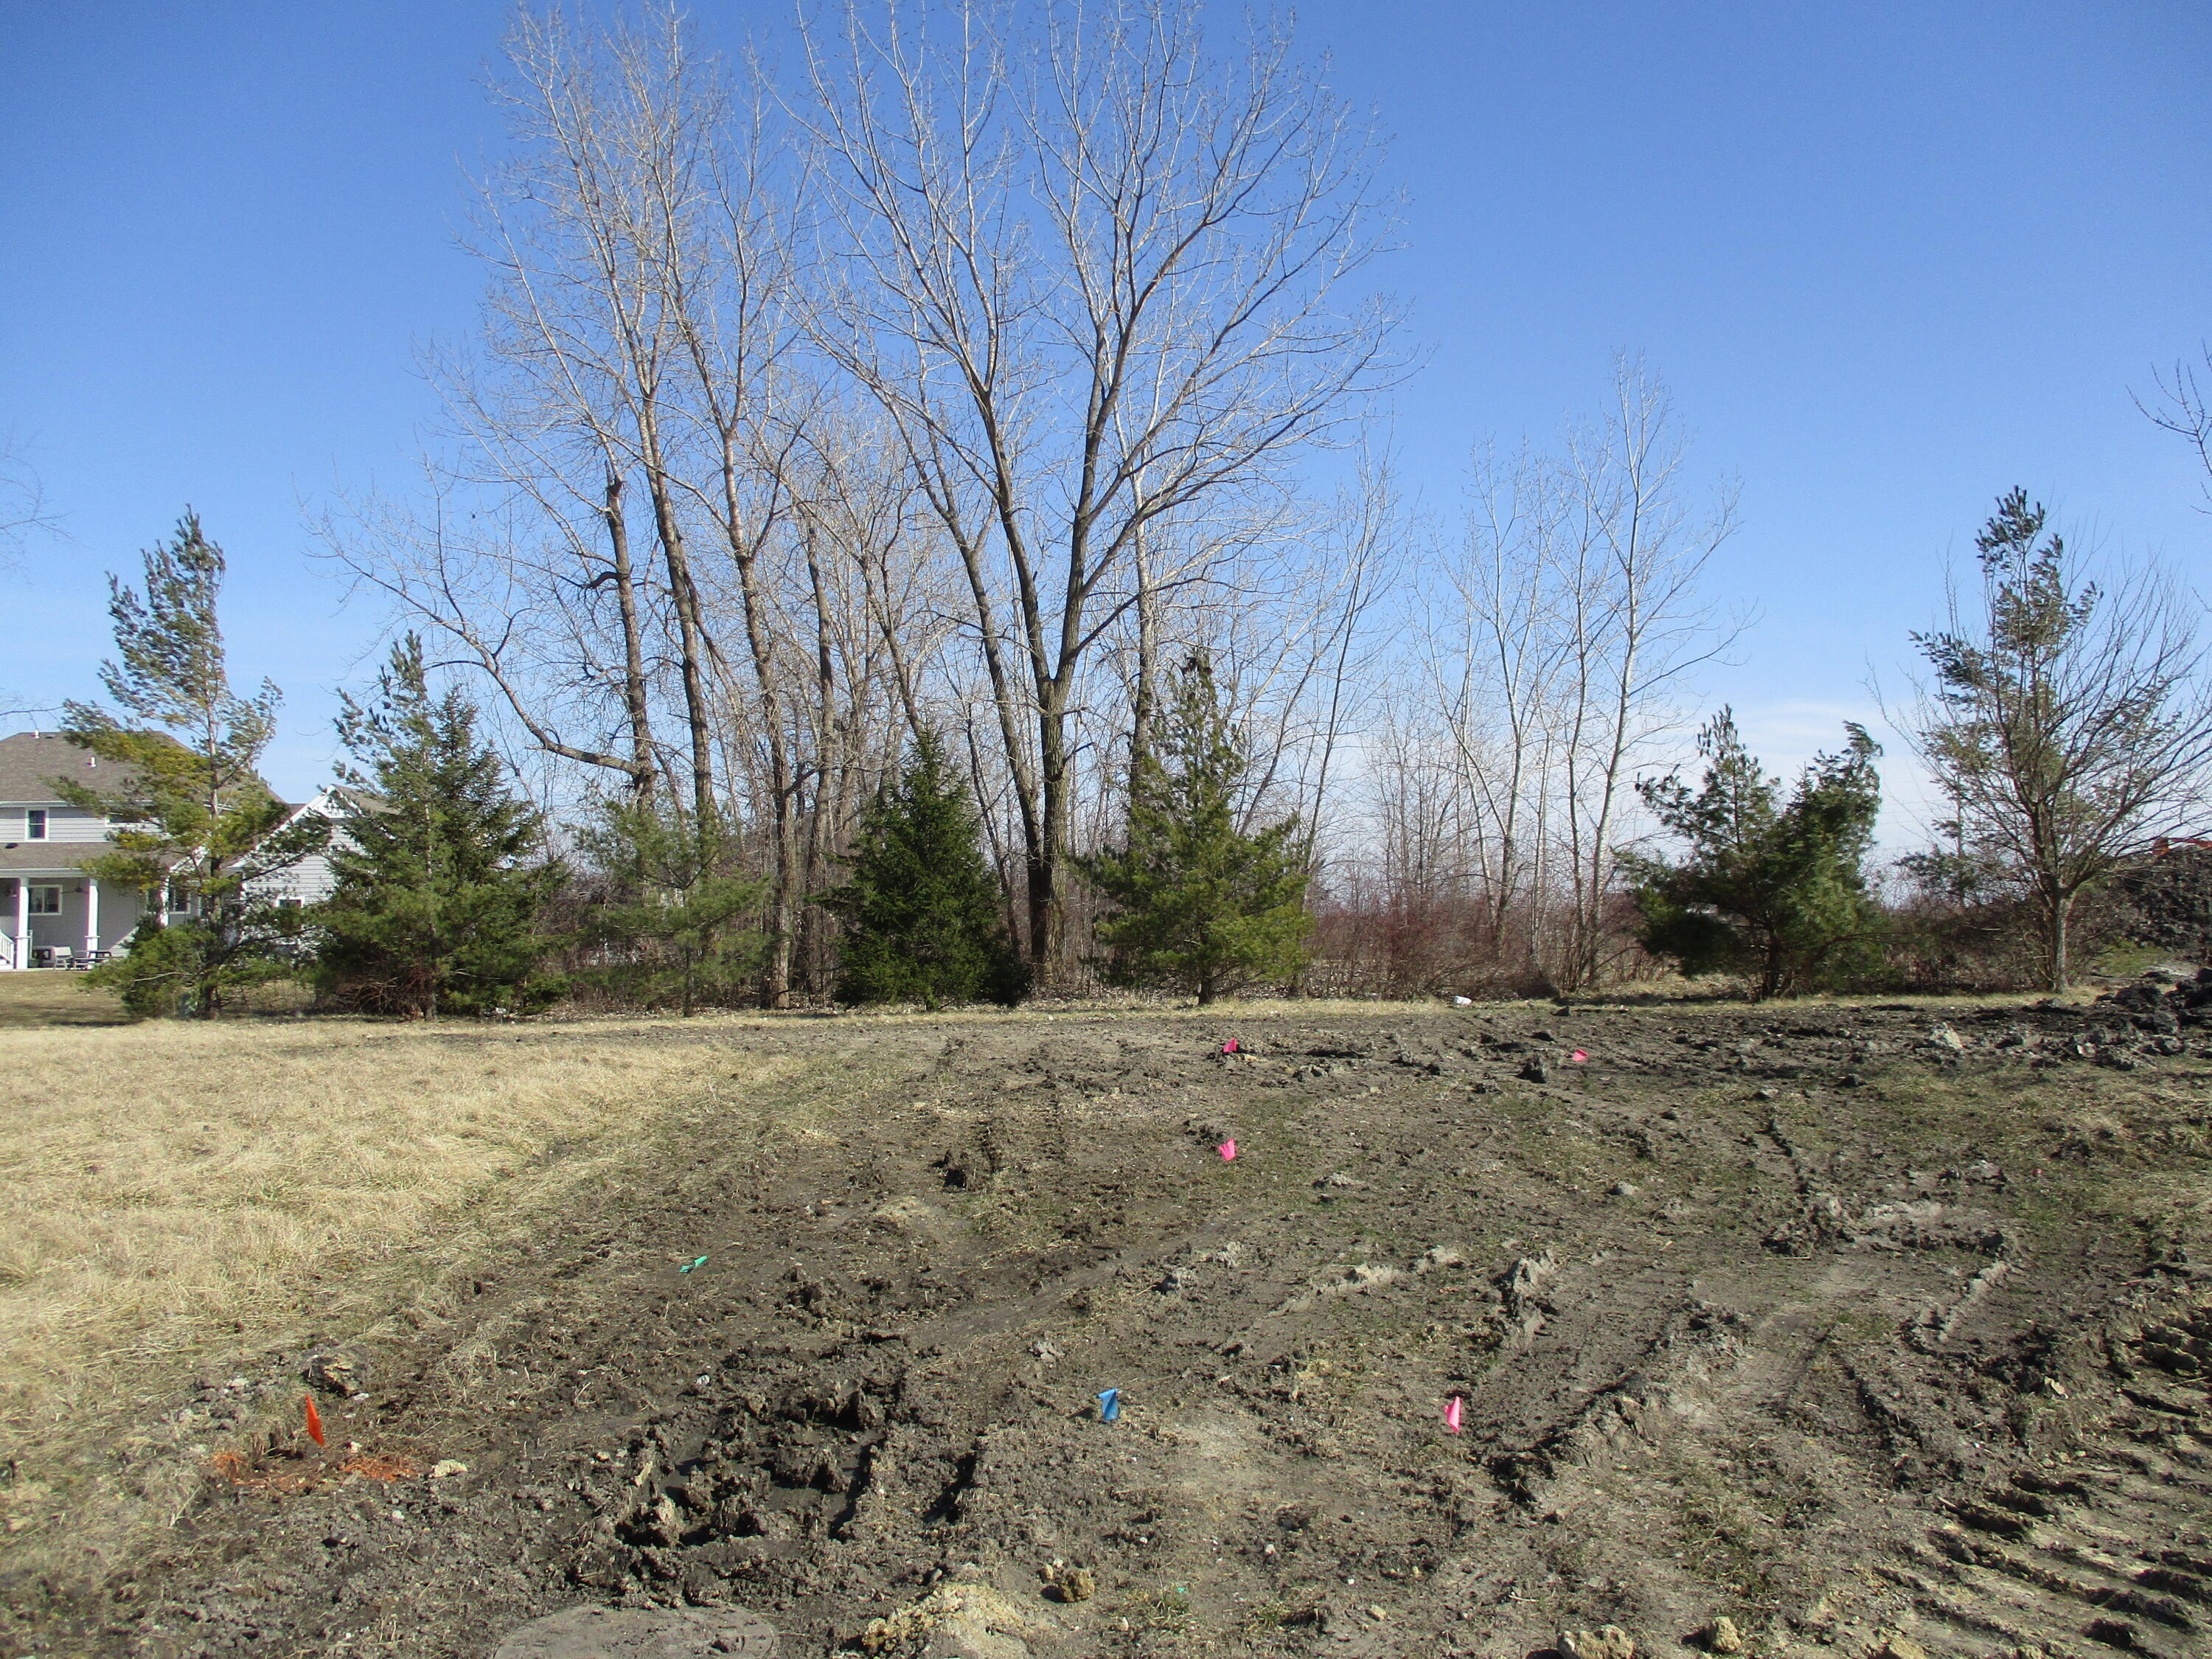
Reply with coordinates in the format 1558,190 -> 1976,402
7,996 -> 2211,1659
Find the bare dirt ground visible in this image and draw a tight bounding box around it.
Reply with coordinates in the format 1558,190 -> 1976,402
4,991 -> 2210,1659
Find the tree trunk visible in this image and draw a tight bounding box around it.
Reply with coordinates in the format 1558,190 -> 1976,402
601,470 -> 658,799
644,487 -> 717,825
1131,535 -> 1159,771
2048,885 -> 2071,993
723,518 -> 796,1011
1029,689 -> 1071,985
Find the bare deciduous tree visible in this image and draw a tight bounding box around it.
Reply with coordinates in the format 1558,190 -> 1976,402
804,0 -> 1399,981
2140,344 -> 2212,509
1413,361 -> 1739,990
0,427 -> 60,569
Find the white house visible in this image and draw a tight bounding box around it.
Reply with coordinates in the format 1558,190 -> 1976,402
0,731 -> 346,971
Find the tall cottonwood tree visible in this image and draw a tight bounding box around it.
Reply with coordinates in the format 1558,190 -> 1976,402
329,3 -> 1406,1004
2142,344 -> 2212,511
332,9 -> 835,1002
1909,489 -> 2212,991
1405,362 -> 1739,990
806,0 -> 1398,983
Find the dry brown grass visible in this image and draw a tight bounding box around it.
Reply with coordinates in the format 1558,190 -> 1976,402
0,970 -> 131,1029
0,987 -> 795,1567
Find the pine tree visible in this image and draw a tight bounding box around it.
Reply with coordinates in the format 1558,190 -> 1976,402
573,802 -> 762,1015
1910,488 -> 2212,990
1623,709 -> 1884,998
822,730 -> 1026,1009
58,512 -> 324,1018
1079,653 -> 1311,1006
313,636 -> 565,1017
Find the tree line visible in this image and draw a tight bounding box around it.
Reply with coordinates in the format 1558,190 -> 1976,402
41,4 -> 2212,1014
58,515 -> 1315,1018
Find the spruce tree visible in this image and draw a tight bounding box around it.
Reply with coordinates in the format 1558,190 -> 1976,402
1079,653 -> 1311,1006
1624,709 -> 1884,998
573,802 -> 762,1015
822,730 -> 1026,1009
313,636 -> 565,1017
58,512 -> 324,1018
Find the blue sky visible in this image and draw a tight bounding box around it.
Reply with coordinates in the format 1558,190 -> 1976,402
4,1 -> 2208,835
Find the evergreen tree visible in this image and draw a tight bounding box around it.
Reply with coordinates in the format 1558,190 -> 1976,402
313,636 -> 565,1017
1079,653 -> 1311,1006
822,729 -> 1026,1009
1624,709 -> 1884,998
58,512 -> 324,1018
1910,489 -> 2212,990
573,802 -> 761,1015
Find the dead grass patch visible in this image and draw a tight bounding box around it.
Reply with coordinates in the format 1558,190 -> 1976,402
0,970 -> 131,1029
0,1008 -> 786,1557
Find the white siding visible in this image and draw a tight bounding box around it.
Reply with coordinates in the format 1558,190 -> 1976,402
2,804 -> 109,843
247,852 -> 341,906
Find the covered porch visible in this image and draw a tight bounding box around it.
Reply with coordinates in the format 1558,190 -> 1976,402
0,857 -> 147,970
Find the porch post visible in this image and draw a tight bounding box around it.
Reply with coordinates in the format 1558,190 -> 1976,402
83,876 -> 100,960
10,878 -> 25,970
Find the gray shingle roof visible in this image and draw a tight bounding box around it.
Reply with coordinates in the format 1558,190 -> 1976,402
0,844 -> 101,875
0,731 -> 143,804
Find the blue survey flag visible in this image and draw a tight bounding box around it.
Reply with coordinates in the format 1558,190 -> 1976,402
1097,1388 -> 1121,1422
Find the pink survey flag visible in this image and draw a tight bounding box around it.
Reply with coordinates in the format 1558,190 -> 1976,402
1222,1040 -> 1240,1054
1570,1049 -> 1588,1063
1219,1139 -> 1237,1161
1445,1396 -> 1463,1433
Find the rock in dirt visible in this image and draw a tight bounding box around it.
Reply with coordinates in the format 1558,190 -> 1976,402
870,1196 -> 941,1236
1560,1624 -> 1635,1659
1924,1023 -> 1966,1052
1702,1615 -> 1744,1653
858,1582 -> 1045,1658
490,1603 -> 778,1658
1040,1560 -> 1095,1602
302,1351 -> 364,1396
1875,1636 -> 1929,1659
1503,1253 -> 1558,1314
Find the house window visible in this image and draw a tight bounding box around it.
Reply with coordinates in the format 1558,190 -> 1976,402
27,886 -> 61,916
25,809 -> 46,841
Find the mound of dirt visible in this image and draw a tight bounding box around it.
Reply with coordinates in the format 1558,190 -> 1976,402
6,1001 -> 2209,1659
